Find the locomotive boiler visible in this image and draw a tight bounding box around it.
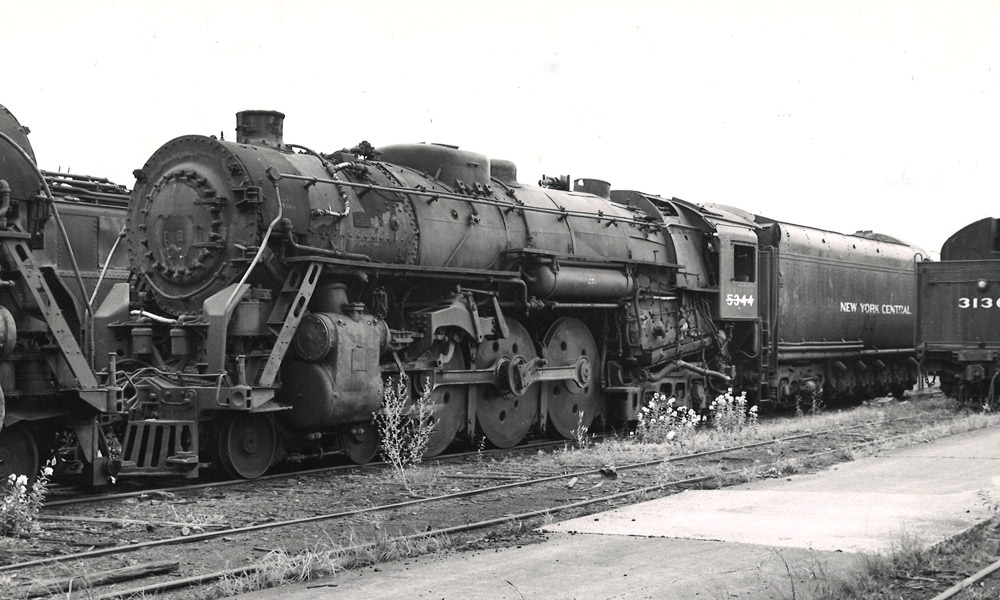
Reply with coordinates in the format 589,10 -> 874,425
916,218 -> 1000,404
104,110 -> 755,478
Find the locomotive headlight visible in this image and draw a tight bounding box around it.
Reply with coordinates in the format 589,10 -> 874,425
978,279 -> 989,291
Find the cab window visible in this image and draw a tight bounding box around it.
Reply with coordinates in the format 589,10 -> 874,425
733,244 -> 756,282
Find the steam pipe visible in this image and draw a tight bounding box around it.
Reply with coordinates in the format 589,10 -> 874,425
129,310 -> 178,325
776,348 -> 916,362
275,172 -> 662,229
645,360 -> 732,383
283,220 -> 372,262
90,225 -> 126,306
285,144 -> 352,218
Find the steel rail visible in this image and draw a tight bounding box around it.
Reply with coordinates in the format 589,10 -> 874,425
44,437 -> 578,508
929,557 -> 1000,600
5,415 -> 925,574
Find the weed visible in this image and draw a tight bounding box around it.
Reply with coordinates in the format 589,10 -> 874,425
836,445 -> 855,461
475,435 -> 487,464
0,575 -> 16,599
773,548 -> 798,600
573,410 -> 591,448
373,374 -> 435,492
214,548 -> 341,596
540,510 -> 554,526
632,393 -> 701,443
0,466 -> 52,536
710,388 -> 758,437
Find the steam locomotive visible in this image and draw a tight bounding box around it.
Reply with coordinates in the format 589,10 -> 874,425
916,218 -> 1000,404
0,107 -> 924,484
0,105 -> 129,482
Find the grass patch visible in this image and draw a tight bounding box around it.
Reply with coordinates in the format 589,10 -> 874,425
492,396 -> 984,480
814,518 -> 1000,599
202,527 -> 453,599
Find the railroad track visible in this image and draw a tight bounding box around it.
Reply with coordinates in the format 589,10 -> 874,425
930,558 -> 1000,599
41,395 -> 883,510
44,387 -> 920,509
43,435 -> 598,509
0,411 -> 964,599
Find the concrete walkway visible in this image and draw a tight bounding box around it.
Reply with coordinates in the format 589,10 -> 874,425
236,425 -> 1000,599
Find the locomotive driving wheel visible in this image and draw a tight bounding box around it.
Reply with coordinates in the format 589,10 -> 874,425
341,421 -> 380,464
474,319 -> 540,448
418,352 -> 468,457
215,413 -> 277,479
542,317 -> 602,439
0,423 -> 40,483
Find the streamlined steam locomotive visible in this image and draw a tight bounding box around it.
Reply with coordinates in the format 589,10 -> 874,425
917,218 -> 1000,404
0,107 -> 923,484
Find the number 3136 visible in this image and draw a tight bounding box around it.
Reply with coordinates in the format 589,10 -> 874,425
958,297 -> 997,308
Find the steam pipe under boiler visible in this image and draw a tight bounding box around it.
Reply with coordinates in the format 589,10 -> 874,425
776,347 -> 916,362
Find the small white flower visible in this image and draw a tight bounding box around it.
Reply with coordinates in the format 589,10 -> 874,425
666,431 -> 676,440
42,467 -> 53,477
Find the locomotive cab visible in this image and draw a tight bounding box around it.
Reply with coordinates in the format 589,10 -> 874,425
712,226 -> 759,321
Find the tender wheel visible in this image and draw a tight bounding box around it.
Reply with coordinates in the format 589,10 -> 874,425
215,413 -> 277,479
416,352 -> 468,458
542,317 -> 602,439
0,423 -> 40,482
475,319 -> 540,448
341,421 -> 380,464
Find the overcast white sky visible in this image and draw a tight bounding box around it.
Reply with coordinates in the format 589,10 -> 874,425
5,0 -> 998,256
